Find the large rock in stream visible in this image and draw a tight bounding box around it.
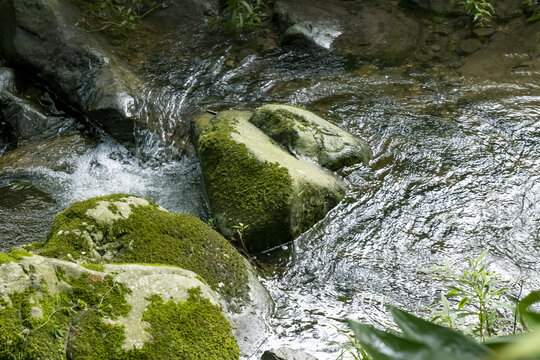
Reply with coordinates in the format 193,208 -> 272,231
274,0 -> 421,64
195,108 -> 358,252
0,67 -> 78,146
0,251 -> 240,359
0,0 -> 141,142
36,194 -> 272,356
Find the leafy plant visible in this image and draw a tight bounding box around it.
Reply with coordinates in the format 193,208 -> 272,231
75,0 -> 168,35
455,0 -> 495,24
429,250 -> 513,340
347,298 -> 540,360
232,222 -> 249,254
207,217 -> 217,229
523,0 -> 540,22
208,0 -> 264,34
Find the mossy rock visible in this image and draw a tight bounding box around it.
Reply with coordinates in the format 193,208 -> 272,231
39,194 -> 249,303
250,104 -> 372,170
0,254 -> 239,359
195,110 -> 347,252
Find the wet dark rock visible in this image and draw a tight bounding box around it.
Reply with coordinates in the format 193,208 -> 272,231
0,67 -> 16,91
400,0 -> 461,14
0,93 -> 76,145
0,0 -> 142,143
144,0 -> 218,31
261,347 -> 317,360
0,182 -> 59,250
0,132 -> 95,174
459,21 -> 540,80
0,67 -> 79,145
457,38 -> 483,55
274,0 -> 421,65
493,0 -> 524,20
472,26 -> 496,38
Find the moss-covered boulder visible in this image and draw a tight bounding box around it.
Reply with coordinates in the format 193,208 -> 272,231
0,253 -> 239,359
195,110 -> 347,252
37,194 -> 273,355
250,104 -> 372,170
39,194 -> 248,302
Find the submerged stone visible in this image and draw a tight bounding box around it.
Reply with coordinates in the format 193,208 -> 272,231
250,104 -> 372,170
0,133 -> 95,174
196,110 -> 347,252
0,254 -> 239,359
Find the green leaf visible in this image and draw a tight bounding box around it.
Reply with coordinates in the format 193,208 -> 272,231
518,290 -> 540,329
388,306 -> 491,359
347,320 -> 446,360
458,297 -> 470,310
528,12 -> 540,22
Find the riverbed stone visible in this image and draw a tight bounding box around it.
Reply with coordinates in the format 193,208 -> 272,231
458,38 -> 483,55
401,0 -> 461,14
37,194 -> 273,355
0,0 -> 142,143
0,132 -> 95,174
195,110 -> 347,252
274,0 -> 421,64
262,347 -> 318,360
0,253 -> 239,359
250,104 -> 371,170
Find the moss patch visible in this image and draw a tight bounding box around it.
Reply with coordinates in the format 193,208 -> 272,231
140,288 -> 239,359
198,112 -> 294,252
0,259 -> 238,360
0,271 -> 129,360
40,194 -> 249,302
249,107 -> 314,155
0,249 -> 32,265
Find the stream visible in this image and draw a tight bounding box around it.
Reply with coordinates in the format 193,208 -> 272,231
1,25 -> 540,358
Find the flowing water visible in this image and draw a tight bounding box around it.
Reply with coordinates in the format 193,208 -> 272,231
1,25 -> 540,358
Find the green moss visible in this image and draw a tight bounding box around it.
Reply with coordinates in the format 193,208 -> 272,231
291,181 -> 342,236
81,263 -> 105,272
140,288 -> 239,359
68,288 -> 239,360
69,273 -> 131,318
198,114 -> 294,252
67,309 -> 129,360
0,250 -> 32,265
55,265 -> 67,282
0,259 -> 237,359
40,194 -> 249,302
249,108 -> 303,150
0,287 -> 70,360
0,270 -> 132,360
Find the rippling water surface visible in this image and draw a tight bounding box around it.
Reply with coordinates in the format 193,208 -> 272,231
1,26 -> 539,359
